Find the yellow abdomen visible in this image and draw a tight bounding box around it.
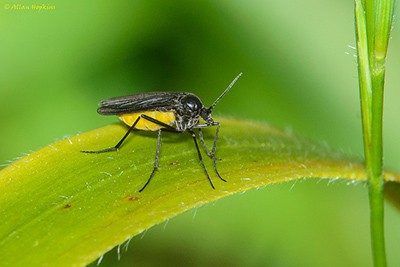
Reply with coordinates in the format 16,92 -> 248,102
118,111 -> 176,131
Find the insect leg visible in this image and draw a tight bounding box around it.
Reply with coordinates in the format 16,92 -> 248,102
135,115 -> 181,192
81,113 -> 180,154
198,128 -> 219,159
188,129 -> 215,189
138,129 -> 162,192
80,116 -> 142,154
198,129 -> 211,156
197,124 -> 226,182
210,122 -> 220,157
140,114 -> 178,132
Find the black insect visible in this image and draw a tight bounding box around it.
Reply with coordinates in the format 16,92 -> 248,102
81,73 -> 242,192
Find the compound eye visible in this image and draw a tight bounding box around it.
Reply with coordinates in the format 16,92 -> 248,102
182,95 -> 202,112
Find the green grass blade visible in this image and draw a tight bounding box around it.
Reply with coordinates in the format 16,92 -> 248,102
1,118 -> 399,266
355,0 -> 394,265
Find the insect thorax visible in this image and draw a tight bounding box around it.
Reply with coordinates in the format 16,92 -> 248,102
174,93 -> 204,131
175,114 -> 199,131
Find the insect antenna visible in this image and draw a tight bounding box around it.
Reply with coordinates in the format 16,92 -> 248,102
209,72 -> 242,111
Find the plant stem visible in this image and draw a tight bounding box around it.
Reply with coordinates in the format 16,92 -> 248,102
368,72 -> 385,267
354,0 -> 393,266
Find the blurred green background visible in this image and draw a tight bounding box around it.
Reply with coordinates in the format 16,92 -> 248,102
1,0 -> 399,266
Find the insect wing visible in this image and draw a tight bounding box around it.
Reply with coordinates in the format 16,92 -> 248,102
97,92 -> 184,115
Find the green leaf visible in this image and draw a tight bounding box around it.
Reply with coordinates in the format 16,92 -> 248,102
0,117 -> 399,266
